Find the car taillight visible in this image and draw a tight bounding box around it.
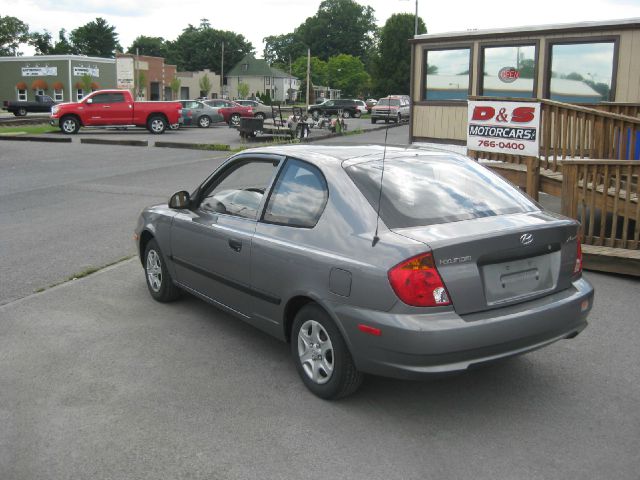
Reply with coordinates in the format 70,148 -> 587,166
574,237 -> 583,275
388,252 -> 451,307
248,108 -> 253,113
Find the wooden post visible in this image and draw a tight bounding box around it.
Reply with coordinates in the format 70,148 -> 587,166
525,156 -> 540,201
561,163 -> 579,219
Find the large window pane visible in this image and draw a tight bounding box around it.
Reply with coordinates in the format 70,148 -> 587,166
549,42 -> 615,103
481,45 -> 536,98
424,48 -> 470,101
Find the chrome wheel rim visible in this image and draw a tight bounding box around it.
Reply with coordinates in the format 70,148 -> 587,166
62,119 -> 76,133
199,116 -> 210,127
231,115 -> 240,126
297,320 -> 334,385
146,249 -> 162,292
150,118 -> 164,133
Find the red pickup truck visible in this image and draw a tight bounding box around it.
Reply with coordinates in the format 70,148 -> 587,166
50,89 -> 182,134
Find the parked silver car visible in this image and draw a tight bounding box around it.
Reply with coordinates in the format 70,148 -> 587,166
179,100 -> 224,128
135,145 -> 593,399
235,99 -> 272,120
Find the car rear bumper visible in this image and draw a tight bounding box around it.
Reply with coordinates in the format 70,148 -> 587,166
332,277 -> 594,380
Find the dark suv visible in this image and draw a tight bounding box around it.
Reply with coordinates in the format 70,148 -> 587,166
308,99 -> 361,119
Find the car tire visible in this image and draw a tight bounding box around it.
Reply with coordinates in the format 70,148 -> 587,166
255,112 -> 265,120
371,118 -> 377,124
60,116 -> 80,134
342,110 -> 351,119
291,304 -> 363,400
230,113 -> 241,127
16,107 -> 27,117
144,238 -> 181,302
198,115 -> 211,128
147,115 -> 167,134
354,111 -> 361,118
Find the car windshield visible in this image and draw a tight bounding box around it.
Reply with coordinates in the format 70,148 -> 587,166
377,99 -> 400,107
344,155 -> 538,228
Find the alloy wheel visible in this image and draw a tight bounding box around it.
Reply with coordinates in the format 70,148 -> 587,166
146,249 -> 163,292
297,319 -> 334,385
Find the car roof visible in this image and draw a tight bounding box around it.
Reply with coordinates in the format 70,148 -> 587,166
232,144 -> 464,169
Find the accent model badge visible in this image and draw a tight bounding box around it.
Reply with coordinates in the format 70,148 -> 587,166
520,233 -> 534,246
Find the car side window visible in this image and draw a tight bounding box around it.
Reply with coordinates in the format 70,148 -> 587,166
91,93 -> 111,104
110,93 -> 126,103
200,160 -> 279,220
263,159 -> 328,228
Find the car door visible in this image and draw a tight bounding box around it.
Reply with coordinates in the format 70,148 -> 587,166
84,92 -> 112,125
106,92 -> 133,124
170,154 -> 283,316
251,158 -> 330,326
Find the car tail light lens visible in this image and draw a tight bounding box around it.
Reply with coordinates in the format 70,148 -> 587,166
388,252 -> 451,307
574,237 -> 583,275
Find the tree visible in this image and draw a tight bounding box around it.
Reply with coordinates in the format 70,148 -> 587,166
170,77 -> 181,100
263,0 -> 377,64
199,75 -> 212,97
165,19 -> 253,73
291,56 -> 328,87
238,82 -> 249,99
263,33 -> 306,66
294,0 -> 376,61
518,59 -> 535,79
70,17 -> 122,57
327,54 -> 370,97
127,36 -> 168,57
80,74 -> 93,93
137,71 -> 147,98
29,31 -> 54,55
0,15 -> 30,56
48,29 -> 73,55
371,13 -> 426,97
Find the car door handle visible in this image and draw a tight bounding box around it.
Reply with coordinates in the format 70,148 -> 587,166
228,239 -> 242,252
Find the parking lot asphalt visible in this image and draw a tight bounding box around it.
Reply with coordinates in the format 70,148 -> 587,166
32,116 -> 404,150
1,260 -> 639,480
1,127 -> 639,479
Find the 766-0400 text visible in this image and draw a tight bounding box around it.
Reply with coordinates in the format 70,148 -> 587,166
478,140 -> 526,151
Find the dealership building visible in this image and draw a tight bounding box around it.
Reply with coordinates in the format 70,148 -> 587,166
409,18 -> 640,143
0,55 -> 116,104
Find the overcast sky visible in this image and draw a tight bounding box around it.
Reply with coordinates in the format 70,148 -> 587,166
4,0 -> 640,58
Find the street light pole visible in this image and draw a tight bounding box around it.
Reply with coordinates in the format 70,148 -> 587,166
414,0 -> 418,37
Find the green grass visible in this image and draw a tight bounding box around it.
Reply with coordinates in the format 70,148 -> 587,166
33,255 -> 135,293
0,124 -> 57,135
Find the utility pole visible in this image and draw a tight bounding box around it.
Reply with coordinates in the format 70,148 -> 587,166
220,41 -> 224,99
306,48 -> 310,108
414,0 -> 418,36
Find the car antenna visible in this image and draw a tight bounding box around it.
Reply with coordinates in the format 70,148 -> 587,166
372,102 -> 391,247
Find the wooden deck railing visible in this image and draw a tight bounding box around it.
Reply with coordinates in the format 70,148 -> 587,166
584,102 -> 640,118
561,160 -> 639,250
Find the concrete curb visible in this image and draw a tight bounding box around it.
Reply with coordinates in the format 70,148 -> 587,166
80,138 -> 149,147
155,141 -> 231,151
0,135 -> 72,143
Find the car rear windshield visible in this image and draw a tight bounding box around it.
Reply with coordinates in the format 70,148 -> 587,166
344,155 -> 538,228
377,99 -> 400,107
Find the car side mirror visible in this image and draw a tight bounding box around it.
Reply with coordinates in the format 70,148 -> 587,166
86,98 -> 93,104
169,190 -> 191,209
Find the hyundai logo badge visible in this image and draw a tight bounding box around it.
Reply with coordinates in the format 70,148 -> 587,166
520,233 -> 534,246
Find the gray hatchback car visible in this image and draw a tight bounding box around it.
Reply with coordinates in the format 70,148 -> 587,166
135,145 -> 593,399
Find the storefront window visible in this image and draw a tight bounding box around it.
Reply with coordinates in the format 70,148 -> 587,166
54,89 -> 64,102
17,89 -> 27,101
76,89 -> 84,101
481,44 -> 536,98
549,41 -> 615,103
424,48 -> 471,101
